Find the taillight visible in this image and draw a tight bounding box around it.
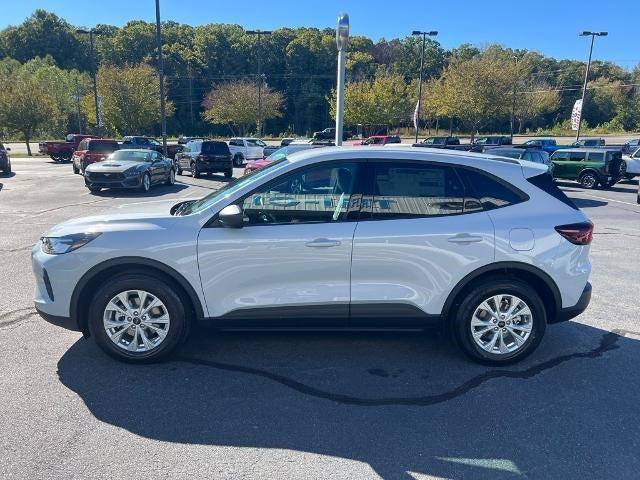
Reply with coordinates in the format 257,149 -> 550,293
197,154 -> 205,161
555,222 -> 594,245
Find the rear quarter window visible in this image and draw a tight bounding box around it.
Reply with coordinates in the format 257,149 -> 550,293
459,168 -> 528,210
527,173 -> 578,210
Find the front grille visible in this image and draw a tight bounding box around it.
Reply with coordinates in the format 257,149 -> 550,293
87,172 -> 125,181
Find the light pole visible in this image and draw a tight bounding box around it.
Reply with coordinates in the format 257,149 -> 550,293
76,28 -> 101,136
510,55 -> 518,142
576,31 -> 607,142
335,13 -> 349,146
412,30 -> 438,143
155,0 -> 168,157
246,30 -> 272,137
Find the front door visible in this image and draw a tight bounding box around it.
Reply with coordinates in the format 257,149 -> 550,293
197,160 -> 363,327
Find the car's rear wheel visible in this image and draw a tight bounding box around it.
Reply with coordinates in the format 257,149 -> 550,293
166,168 -> 175,185
72,163 -> 79,174
452,278 -> 546,365
191,162 -> 201,178
88,274 -> 190,362
60,151 -> 72,162
578,171 -> 598,189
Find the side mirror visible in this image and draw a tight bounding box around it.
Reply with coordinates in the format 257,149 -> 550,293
218,204 -> 244,228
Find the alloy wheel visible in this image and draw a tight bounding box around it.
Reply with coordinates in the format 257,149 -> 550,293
469,294 -> 533,355
102,289 -> 170,353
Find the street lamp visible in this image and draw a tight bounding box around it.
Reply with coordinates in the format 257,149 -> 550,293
76,28 -> 101,136
335,13 -> 349,146
155,0 -> 168,156
510,55 -> 518,142
246,30 -> 272,137
412,30 -> 438,143
575,31 -> 608,141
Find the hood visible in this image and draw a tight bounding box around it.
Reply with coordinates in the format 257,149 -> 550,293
86,160 -> 147,173
43,198 -> 200,237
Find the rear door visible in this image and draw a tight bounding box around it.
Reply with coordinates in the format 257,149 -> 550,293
551,151 -> 570,178
566,151 -> 587,179
350,160 -> 495,326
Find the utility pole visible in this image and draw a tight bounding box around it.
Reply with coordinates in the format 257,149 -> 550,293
246,30 -> 272,137
76,28 -> 101,136
510,55 -> 518,142
155,0 -> 168,156
335,14 -> 349,146
411,30 -> 438,143
576,31 -> 608,142
75,79 -> 82,134
188,66 -> 194,131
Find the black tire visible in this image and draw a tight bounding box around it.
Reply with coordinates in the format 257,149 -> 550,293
578,171 -> 599,189
72,163 -> 79,174
50,155 -> 60,162
88,273 -> 191,363
140,172 -> 151,192
166,168 -> 175,185
233,154 -> 243,167
3,160 -> 10,174
451,277 -> 547,365
224,168 -> 233,179
191,162 -> 200,178
87,185 -> 101,193
176,164 -> 183,175
61,151 -> 72,162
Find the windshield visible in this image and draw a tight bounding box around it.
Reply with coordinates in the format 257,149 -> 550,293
247,139 -> 266,147
177,158 -> 290,215
108,150 -> 151,162
491,149 -> 521,159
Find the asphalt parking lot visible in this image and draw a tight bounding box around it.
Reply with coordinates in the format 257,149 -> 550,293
1,156 -> 639,480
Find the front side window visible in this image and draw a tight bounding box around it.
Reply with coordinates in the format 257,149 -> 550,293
366,163 -> 466,219
551,151 -> 569,161
240,162 -> 360,226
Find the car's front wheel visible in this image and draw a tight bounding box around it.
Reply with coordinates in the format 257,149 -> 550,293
88,273 -> 190,362
452,278 -> 546,365
233,154 -> 243,167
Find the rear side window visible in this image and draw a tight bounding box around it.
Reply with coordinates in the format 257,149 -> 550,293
527,173 -> 578,210
90,142 -> 119,153
569,152 -> 586,161
202,142 -> 230,155
367,163 -> 466,219
459,169 -> 528,210
588,152 -> 604,162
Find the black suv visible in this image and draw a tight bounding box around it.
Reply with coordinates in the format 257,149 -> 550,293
175,140 -> 233,178
0,143 -> 11,174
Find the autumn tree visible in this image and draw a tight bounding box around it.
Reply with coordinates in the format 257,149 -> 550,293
202,79 -> 284,135
83,64 -> 173,135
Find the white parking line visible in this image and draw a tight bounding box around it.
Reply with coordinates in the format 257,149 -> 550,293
576,192 -> 639,207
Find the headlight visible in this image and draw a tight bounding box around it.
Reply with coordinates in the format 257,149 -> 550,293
41,232 -> 101,255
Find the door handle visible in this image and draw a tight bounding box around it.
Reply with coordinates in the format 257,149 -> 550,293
447,234 -> 483,244
306,238 -> 341,248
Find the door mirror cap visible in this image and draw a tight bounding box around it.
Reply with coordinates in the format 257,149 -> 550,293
218,204 -> 244,228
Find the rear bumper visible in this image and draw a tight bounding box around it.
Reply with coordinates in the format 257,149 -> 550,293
197,160 -> 232,172
555,282 -> 591,322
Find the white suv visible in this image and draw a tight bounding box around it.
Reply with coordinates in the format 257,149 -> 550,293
32,147 -> 593,364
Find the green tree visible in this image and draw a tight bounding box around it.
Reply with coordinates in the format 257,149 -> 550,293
84,64 -> 174,136
202,79 -> 284,135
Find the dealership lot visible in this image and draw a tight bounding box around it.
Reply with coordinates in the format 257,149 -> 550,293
1,156 -> 640,479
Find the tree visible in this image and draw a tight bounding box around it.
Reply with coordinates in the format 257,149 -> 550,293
0,61 -> 59,155
202,79 -> 283,135
433,53 -> 512,140
84,64 -> 174,135
514,85 -> 559,133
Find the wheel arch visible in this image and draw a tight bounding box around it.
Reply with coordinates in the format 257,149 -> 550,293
441,262 -> 562,323
70,256 -> 205,337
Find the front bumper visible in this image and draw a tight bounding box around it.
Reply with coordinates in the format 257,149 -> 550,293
85,175 -> 142,189
555,282 -> 592,322
35,306 -> 80,332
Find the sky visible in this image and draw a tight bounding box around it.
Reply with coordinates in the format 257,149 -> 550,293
1,0 -> 638,68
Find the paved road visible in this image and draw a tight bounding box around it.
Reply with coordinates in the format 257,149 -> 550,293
1,157 -> 639,479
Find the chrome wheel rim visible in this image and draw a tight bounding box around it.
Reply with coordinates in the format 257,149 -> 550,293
103,290 -> 170,353
470,294 -> 533,355
143,174 -> 150,190
169,169 -> 175,184
582,175 -> 596,188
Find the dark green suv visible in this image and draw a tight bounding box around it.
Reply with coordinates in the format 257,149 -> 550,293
550,148 -> 624,189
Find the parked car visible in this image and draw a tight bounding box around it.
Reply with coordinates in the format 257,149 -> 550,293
312,127 -> 354,141
550,148 -> 625,189
84,149 -> 175,193
487,147 -> 553,175
33,146 -> 592,365
0,143 -> 11,174
571,138 -> 605,148
121,136 -> 183,159
177,136 -> 205,145
39,134 -> 94,162
622,138 -> 640,155
243,143 -> 322,174
175,140 -> 233,178
72,138 -> 120,174
622,147 -> 640,179
470,136 -> 512,151
413,136 -> 471,151
228,138 -> 266,167
354,135 -> 402,146
521,138 -> 561,154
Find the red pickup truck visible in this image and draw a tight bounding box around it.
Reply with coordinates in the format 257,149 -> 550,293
39,134 -> 95,162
